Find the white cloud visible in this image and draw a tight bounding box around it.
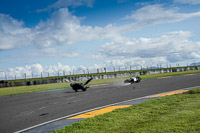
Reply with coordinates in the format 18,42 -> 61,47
4,64 -> 43,79
33,8 -> 99,47
42,48 -> 80,58
1,3 -> 200,72
1,63 -> 68,79
125,4 -> 179,22
97,31 -> 200,66
9,47 -> 80,59
0,63 -> 101,79
30,64 -> 43,74
122,4 -> 200,33
174,0 -> 200,5
0,14 -> 32,50
0,8 -> 115,50
1,5 -> 200,50
37,0 -> 94,12
1,29 -> 200,80
103,57 -> 168,70
1,9 -> 93,50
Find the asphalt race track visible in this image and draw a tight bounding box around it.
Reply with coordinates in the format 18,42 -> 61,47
0,74 -> 200,133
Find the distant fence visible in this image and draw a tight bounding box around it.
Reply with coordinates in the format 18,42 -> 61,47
0,65 -> 200,88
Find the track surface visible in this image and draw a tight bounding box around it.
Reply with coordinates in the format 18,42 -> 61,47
0,74 -> 200,133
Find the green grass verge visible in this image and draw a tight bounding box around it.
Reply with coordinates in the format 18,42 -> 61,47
0,70 -> 200,96
53,88 -> 200,133
139,69 -> 200,79
0,82 -> 72,96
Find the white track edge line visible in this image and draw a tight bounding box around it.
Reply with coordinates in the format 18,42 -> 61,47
14,85 -> 200,133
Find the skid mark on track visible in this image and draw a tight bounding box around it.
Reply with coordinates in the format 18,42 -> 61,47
158,76 -> 171,79
91,84 -> 107,87
185,74 -> 194,76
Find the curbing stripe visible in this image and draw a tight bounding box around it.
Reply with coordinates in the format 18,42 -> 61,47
68,105 -> 131,119
148,90 -> 188,98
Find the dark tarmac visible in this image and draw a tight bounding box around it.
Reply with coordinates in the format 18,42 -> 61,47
0,73 -> 200,133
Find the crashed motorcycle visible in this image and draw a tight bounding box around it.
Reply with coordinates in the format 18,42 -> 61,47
124,76 -> 142,84
70,78 -> 93,92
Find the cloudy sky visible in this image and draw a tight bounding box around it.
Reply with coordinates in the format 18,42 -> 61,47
0,0 -> 200,79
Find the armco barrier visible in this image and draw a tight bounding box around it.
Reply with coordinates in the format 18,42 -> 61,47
0,66 -> 200,88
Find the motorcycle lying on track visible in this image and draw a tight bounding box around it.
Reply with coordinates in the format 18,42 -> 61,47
124,76 -> 142,84
70,78 -> 93,92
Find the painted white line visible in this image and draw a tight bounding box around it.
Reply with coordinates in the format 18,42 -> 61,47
14,85 -> 200,133
14,96 -> 150,133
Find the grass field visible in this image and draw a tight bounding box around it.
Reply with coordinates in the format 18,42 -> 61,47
53,88 -> 200,133
0,70 -> 200,96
